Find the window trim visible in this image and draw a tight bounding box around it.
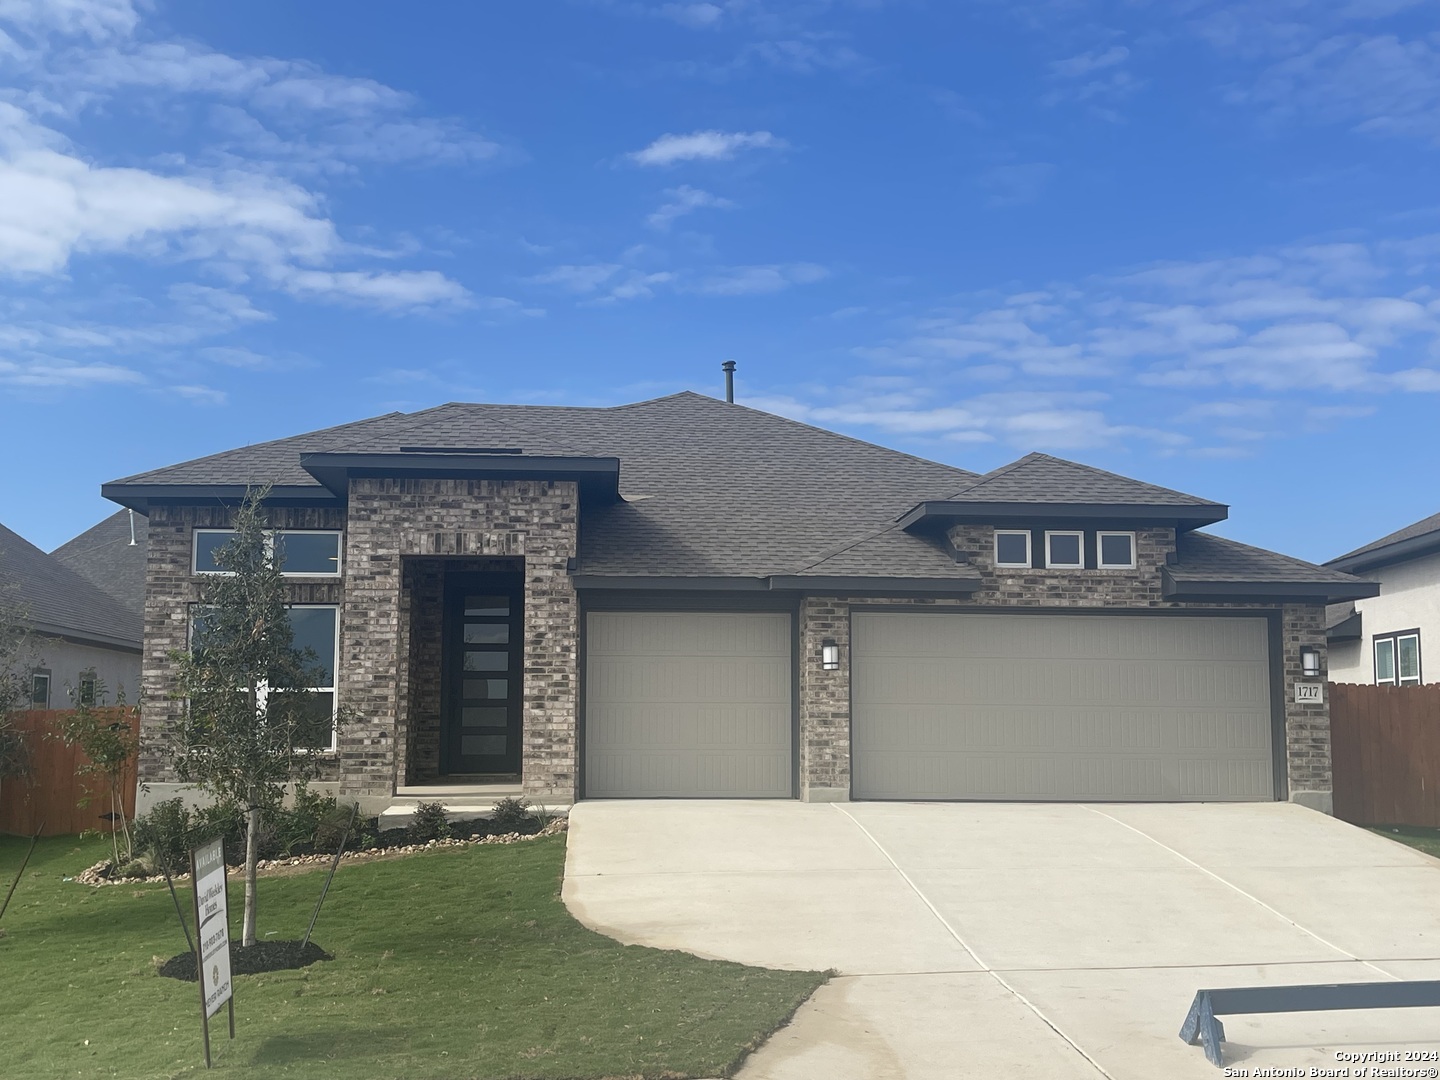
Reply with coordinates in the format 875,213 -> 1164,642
1097,530 -> 1138,570
193,528 -> 344,578
1374,629 -> 1422,686
1044,530 -> 1085,570
187,602 -> 340,752
994,529 -> 1032,569
29,669 -> 50,709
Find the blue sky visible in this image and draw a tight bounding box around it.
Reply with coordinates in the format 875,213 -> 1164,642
2,0 -> 1439,562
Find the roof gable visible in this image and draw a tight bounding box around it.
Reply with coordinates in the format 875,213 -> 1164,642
1327,509 -> 1440,572
51,509 -> 148,618
947,452 -> 1220,507
0,522 -> 142,648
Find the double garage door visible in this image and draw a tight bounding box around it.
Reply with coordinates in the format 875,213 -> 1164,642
584,610 -> 1276,802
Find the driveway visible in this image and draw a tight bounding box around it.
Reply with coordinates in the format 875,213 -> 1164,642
563,801 -> 1440,1079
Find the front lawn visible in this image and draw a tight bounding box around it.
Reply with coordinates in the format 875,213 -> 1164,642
0,833 -> 825,1079
1370,824 -> 1440,860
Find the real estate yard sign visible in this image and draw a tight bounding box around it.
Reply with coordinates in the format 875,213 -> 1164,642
190,837 -> 235,1066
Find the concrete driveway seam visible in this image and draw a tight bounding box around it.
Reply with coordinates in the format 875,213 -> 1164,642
832,804 -> 1115,1080
1079,804 -> 1395,979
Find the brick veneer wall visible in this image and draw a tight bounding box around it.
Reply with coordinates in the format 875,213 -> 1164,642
798,524 -> 1333,810
342,478 -> 579,803
138,505 -> 346,787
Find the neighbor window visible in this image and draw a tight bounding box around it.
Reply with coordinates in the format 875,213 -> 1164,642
1097,531 -> 1137,570
1044,531 -> 1084,569
193,529 -> 342,576
77,670 -> 97,707
994,530 -> 1031,568
189,603 -> 340,750
1374,630 -> 1422,686
29,671 -> 50,708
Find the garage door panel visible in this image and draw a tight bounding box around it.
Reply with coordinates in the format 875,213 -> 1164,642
585,612 -> 793,799
853,613 -> 1274,802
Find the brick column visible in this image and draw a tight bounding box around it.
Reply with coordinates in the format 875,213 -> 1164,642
799,596 -> 851,801
1282,603 -> 1332,813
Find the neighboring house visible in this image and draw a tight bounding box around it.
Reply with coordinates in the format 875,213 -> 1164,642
1325,511 -> 1440,687
101,391 -> 1375,817
52,508 -> 149,619
0,521 -> 143,708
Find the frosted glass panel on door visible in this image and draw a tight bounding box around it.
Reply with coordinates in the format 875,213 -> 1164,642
464,652 -> 507,672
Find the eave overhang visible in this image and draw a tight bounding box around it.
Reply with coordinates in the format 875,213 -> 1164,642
101,483 -> 342,514
1327,611 -> 1363,642
1326,530 -> 1440,574
299,452 -> 622,504
572,573 -> 982,596
899,500 -> 1229,531
30,621 -> 143,653
1160,568 -> 1381,604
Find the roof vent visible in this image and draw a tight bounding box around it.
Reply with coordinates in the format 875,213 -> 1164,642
398,446 -> 523,455
722,360 -> 736,403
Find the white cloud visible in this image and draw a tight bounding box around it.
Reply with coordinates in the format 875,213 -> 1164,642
693,262 -> 828,295
0,355 -> 142,388
1050,45 -> 1129,79
628,129 -> 785,166
527,263 -> 622,293
0,0 -> 138,43
646,185 -> 736,230
659,3 -> 724,28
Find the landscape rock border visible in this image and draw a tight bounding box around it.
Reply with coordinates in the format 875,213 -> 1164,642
76,817 -> 567,887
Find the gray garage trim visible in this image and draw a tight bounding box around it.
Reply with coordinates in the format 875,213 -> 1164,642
582,610 -> 796,799
850,609 -> 1281,802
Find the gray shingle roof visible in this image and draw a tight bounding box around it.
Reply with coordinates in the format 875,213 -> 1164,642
788,524 -> 979,582
108,411 -> 409,488
51,509 -> 148,618
1169,531 -> 1376,593
109,393 -> 979,580
946,452 -> 1222,507
1328,509 -> 1440,568
0,522 -> 142,647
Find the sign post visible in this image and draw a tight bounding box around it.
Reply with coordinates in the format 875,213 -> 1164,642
189,837 -> 235,1067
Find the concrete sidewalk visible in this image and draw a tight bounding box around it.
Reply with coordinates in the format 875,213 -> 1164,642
563,801 -> 1440,1078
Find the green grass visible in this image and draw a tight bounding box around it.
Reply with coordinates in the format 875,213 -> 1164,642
0,834 -> 825,1080
1369,824 -> 1440,860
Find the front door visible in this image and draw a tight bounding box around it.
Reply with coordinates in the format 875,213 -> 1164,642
441,574 -> 523,776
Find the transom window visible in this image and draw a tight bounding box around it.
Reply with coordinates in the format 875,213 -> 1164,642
194,529 -> 342,576
1098,531 -> 1137,569
1375,630 -> 1421,687
189,603 -> 340,750
1044,531 -> 1084,569
994,530 -> 1032,568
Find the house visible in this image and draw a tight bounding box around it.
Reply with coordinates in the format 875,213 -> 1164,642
0,520 -> 143,708
100,390 -> 1377,817
1325,511 -> 1440,687
52,508 -> 149,622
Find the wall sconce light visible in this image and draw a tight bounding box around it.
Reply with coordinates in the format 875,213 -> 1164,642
1301,647 -> 1321,678
821,638 -> 840,670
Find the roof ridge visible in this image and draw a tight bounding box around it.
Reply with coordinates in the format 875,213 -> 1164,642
787,519 -> 910,575
0,522 -> 141,638
1327,508 -> 1440,564
942,451 -> 1047,498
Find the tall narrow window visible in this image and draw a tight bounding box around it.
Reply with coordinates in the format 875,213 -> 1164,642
30,671 -> 50,708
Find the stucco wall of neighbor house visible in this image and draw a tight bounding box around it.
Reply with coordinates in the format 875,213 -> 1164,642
341,478 -> 579,807
136,504 -> 346,811
797,524 -> 1334,813
26,636 -> 140,708
1328,549 -> 1440,686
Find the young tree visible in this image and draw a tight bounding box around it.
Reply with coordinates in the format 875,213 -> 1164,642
58,677 -> 139,866
166,486 -> 337,946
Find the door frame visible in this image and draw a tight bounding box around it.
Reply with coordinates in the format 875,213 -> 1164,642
439,571 -> 524,776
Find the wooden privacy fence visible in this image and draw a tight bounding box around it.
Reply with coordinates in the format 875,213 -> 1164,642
1331,682 -> 1440,828
0,708 -> 140,837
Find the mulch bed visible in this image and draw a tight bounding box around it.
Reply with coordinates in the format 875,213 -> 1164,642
158,939 -> 332,981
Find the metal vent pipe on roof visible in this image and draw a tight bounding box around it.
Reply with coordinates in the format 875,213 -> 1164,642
722,360 -> 736,403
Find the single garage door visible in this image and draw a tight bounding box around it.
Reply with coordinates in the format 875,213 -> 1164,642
852,612 -> 1275,801
584,611 -> 793,798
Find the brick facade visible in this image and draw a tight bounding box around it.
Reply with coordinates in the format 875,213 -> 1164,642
797,525 -> 1333,809
341,478 -> 579,803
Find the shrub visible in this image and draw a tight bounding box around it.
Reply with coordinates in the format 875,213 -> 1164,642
131,798 -> 192,875
407,801 -> 451,843
277,789 -> 357,854
189,799 -> 251,862
488,796 -> 533,833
